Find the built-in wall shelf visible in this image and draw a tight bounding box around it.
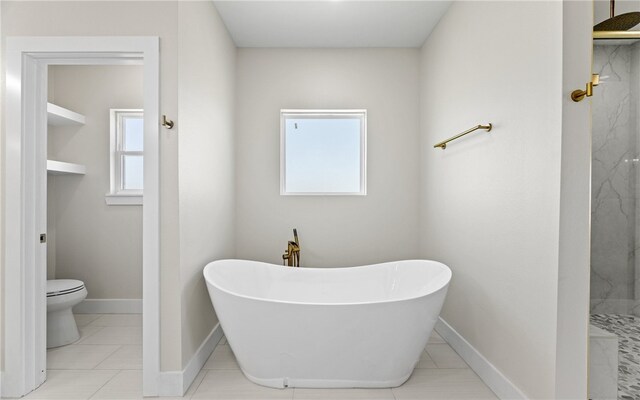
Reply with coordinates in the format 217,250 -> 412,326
47,160 -> 86,176
47,103 -> 86,126
47,104 -> 85,175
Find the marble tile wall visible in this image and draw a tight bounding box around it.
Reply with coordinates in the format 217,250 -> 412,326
591,45 -> 638,315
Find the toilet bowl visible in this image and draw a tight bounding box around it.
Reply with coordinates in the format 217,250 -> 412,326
47,279 -> 87,348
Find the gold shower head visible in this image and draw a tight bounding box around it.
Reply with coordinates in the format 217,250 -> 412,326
594,11 -> 640,31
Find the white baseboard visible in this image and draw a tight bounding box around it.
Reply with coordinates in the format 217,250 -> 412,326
158,371 -> 182,397
158,323 -> 223,397
435,317 -> 527,400
73,299 -> 142,314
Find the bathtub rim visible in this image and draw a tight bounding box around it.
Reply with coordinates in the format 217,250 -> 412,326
203,258 -> 452,307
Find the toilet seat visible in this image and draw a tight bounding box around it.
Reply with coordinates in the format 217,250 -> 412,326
47,279 -> 85,298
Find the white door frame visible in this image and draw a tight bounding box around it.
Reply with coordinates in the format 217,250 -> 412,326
3,37 -> 161,397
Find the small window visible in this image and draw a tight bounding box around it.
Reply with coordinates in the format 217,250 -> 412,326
106,109 -> 143,205
280,110 -> 367,195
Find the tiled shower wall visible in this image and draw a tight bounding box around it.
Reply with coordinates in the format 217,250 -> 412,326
591,44 -> 640,315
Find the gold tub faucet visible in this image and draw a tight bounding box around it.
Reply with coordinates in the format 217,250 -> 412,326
282,228 -> 300,267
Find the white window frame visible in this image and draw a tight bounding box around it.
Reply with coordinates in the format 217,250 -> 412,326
106,108 -> 144,205
280,109 -> 367,196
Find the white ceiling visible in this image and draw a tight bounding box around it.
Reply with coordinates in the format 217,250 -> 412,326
212,1 -> 452,48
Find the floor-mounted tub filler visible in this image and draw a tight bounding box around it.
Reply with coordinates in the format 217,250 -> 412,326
203,259 -> 451,389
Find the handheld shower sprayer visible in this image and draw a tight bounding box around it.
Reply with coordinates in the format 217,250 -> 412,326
282,228 -> 301,267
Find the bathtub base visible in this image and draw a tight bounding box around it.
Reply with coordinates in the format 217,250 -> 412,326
241,367 -> 413,389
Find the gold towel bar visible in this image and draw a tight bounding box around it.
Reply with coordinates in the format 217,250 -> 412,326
433,123 -> 493,150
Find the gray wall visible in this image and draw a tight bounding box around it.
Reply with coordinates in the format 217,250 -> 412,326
47,65 -> 143,300
235,48 -> 420,267
419,2 -> 565,398
177,0 -> 236,366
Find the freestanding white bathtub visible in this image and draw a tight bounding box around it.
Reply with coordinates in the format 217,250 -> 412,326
203,259 -> 451,389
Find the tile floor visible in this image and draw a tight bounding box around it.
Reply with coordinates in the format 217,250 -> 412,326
28,314 -> 497,399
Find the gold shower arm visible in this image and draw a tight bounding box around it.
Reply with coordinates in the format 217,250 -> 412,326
433,123 -> 492,150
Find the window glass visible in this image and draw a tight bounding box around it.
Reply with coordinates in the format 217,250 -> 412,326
281,110 -> 366,195
123,155 -> 144,190
123,116 -> 144,151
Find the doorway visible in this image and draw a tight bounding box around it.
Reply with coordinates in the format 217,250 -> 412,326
2,37 -> 160,397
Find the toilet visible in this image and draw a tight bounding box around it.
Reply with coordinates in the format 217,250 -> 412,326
46,279 -> 87,348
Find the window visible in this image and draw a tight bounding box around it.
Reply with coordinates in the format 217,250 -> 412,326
106,109 -> 144,205
280,110 -> 367,195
